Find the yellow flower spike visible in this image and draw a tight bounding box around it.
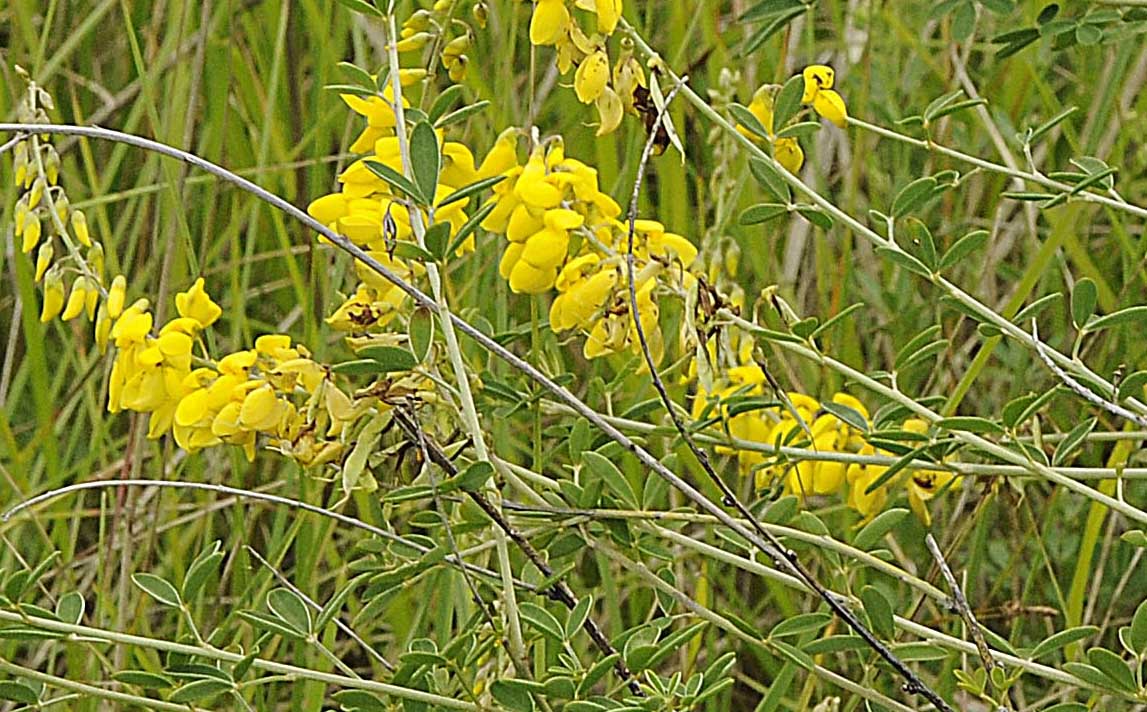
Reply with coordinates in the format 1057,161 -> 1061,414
34,242 -> 53,282
61,277 -> 88,321
40,270 -> 66,322
21,213 -> 41,254
595,86 -> 624,136
106,275 -> 127,318
774,137 -> 804,174
811,88 -> 848,128
802,64 -> 834,102
530,0 -> 570,46
175,277 -> 222,328
574,50 -> 610,104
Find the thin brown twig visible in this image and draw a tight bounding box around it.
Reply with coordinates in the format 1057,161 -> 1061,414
620,84 -> 954,711
389,408 -> 642,697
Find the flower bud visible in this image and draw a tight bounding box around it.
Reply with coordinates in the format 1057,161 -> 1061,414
21,212 -> 42,253
87,241 -> 105,279
34,242 -> 53,282
14,195 -> 28,237
399,68 -> 428,86
71,210 -> 92,247
404,9 -> 432,32
442,35 -> 471,61
53,190 -> 69,224
84,276 -> 100,319
43,145 -> 60,185
432,0 -> 451,12
40,269 -> 65,322
107,275 -> 127,318
448,55 -> 468,83
62,276 -> 88,321
395,32 -> 433,53
472,2 -> 488,28
13,141 -> 28,188
95,303 -> 112,352
28,176 -> 45,209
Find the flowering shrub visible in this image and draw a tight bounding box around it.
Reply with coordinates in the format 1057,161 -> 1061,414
5,3 -> 1147,712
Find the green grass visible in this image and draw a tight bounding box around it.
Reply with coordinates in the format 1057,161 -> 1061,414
2,1 -> 1147,710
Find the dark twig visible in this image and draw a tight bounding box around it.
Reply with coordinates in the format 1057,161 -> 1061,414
924,533 -> 1009,711
1032,319 -> 1147,428
620,90 -> 953,710
390,408 -> 642,696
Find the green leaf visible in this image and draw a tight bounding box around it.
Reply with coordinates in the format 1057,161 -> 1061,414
443,204 -> 491,256
749,157 -> 791,202
810,303 -> 864,339
408,307 -> 434,364
938,229 -> 989,271
774,121 -> 821,140
434,100 -> 490,129
770,612 -> 832,638
576,653 -> 620,697
490,679 -> 536,712
132,573 -> 182,608
876,246 -> 932,278
763,495 -> 799,524
1052,417 -> 1097,466
905,218 -> 937,269
583,451 -> 638,509
1040,705 -> 1087,712
739,0 -> 806,23
55,590 -> 84,624
741,5 -> 807,55
437,174 -> 505,209
422,221 -> 451,262
238,610 -> 306,641
428,84 -> 465,123
331,359 -> 385,376
729,103 -> 770,140
1071,278 -> 1098,329
182,541 -> 223,603
802,635 -> 868,655
113,670 -> 174,689
890,642 -> 949,661
796,206 -> 833,230
267,588 -> 312,636
1085,648 -> 1136,692
897,339 -> 949,371
854,508 -> 910,550
1117,371 -> 1147,402
936,416 -> 1004,434
519,601 -> 564,642
1129,600 -> 1147,654
564,596 -> 593,640
1121,530 -> 1147,548
1084,305 -> 1147,333
771,639 -> 814,670
892,177 -> 938,218
923,89 -> 965,121
337,61 -> 375,89
772,74 -> 805,131
791,317 -> 819,339
169,678 -> 232,703
363,160 -> 424,203
1030,625 -> 1097,660
739,203 -> 789,225
1013,292 -> 1063,324
409,121 -> 441,203
333,0 -> 384,17
819,401 -> 868,433
0,681 -> 39,704
860,585 -> 895,638
333,690 -> 389,711
357,345 -> 418,372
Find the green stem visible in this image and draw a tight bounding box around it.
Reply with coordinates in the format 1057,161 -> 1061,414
0,658 -> 209,712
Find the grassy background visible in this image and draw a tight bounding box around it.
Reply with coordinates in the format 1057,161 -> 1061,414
2,1 -> 1147,709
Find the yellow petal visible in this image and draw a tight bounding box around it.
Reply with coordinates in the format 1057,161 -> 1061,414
802,64 -> 834,102
812,88 -> 848,128
574,50 -> 609,104
529,0 -> 569,46
774,137 -> 804,174
595,86 -> 624,136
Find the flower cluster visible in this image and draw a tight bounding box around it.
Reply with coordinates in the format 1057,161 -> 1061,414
529,0 -> 644,136
478,136 -> 697,362
11,76 -> 124,344
735,65 -> 850,175
306,93 -> 484,333
107,278 -> 363,466
397,0 -> 487,84
692,360 -> 956,524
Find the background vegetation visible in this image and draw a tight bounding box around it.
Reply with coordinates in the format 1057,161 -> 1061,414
2,0 -> 1147,710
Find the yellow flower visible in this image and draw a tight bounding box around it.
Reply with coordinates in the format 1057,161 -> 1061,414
595,86 -> 624,136
574,50 -> 609,104
801,64 -> 847,128
40,270 -> 65,322
529,0 -> 570,46
71,210 -> 92,247
61,277 -> 89,321
34,242 -> 53,282
774,138 -> 804,174
175,278 -> 222,328
738,85 -> 805,174
477,128 -> 519,180
846,445 -> 890,521
106,275 -> 127,319
901,418 -> 958,526
20,213 -> 41,254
